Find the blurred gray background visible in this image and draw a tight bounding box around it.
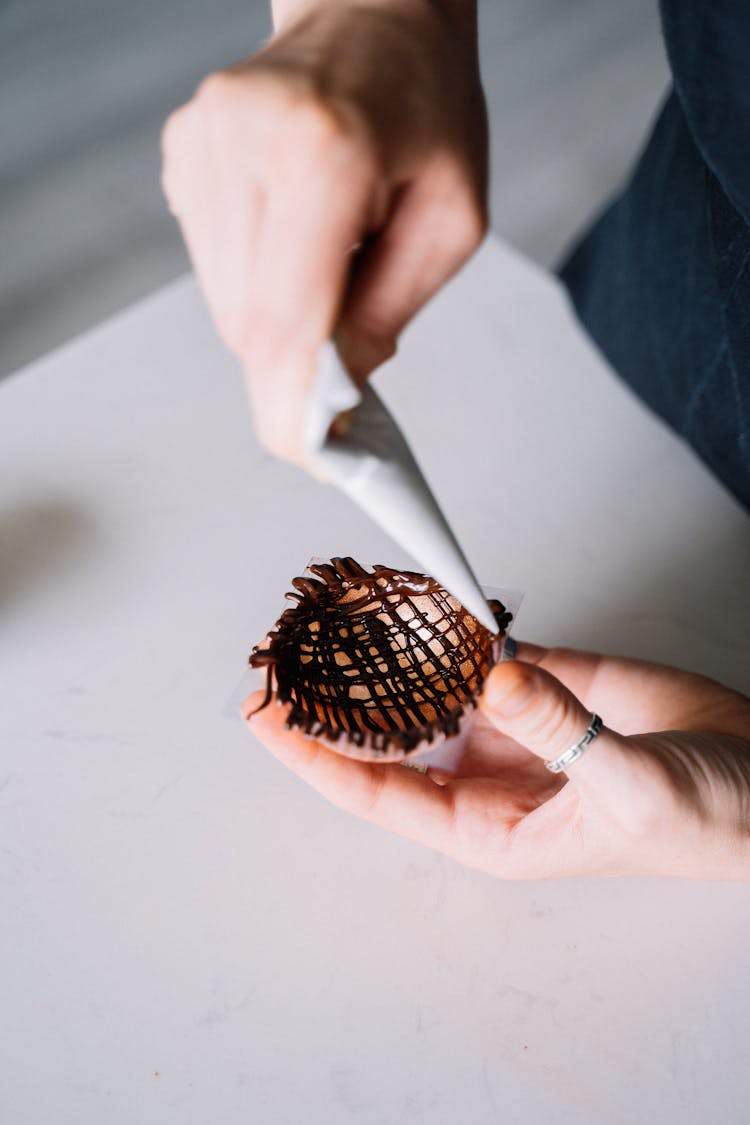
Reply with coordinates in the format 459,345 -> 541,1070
1,0 -> 668,377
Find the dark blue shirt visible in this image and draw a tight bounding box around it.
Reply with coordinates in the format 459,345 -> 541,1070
560,0 -> 750,509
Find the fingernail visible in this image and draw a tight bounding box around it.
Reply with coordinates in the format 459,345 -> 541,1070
328,407 -> 357,441
486,669 -> 534,717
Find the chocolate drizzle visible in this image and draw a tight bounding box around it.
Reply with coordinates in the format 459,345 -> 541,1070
249,557 -> 512,758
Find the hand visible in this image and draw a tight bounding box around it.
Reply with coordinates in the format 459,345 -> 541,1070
244,644 -> 750,880
161,0 -> 486,461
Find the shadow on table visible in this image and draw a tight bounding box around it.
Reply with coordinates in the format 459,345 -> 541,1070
0,497 -> 96,610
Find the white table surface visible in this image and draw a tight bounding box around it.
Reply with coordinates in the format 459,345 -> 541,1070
2,237 -> 749,1125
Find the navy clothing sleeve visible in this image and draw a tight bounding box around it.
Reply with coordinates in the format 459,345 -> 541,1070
660,0 -> 750,227
559,1 -> 750,509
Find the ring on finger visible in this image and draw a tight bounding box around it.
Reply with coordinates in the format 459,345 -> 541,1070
545,713 -> 603,774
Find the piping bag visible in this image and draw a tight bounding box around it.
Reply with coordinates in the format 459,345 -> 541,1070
304,343 -> 498,634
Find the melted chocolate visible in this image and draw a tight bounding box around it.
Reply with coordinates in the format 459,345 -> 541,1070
249,557 -> 512,757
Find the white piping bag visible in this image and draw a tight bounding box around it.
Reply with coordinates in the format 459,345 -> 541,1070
304,343 -> 497,634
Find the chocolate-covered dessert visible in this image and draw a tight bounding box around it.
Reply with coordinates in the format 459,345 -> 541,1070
249,557 -> 512,759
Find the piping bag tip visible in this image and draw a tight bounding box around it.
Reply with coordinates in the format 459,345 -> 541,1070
303,343 -> 498,635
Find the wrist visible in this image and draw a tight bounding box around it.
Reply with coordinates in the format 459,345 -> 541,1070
271,0 -> 477,37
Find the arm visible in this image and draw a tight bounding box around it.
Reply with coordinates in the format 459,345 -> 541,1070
272,0 -> 478,34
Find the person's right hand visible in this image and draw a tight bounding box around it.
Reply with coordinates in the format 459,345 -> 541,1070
161,0 -> 487,462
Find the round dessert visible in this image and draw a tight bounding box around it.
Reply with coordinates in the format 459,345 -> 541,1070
249,557 -> 512,760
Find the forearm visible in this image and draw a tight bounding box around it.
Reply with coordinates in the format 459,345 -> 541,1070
271,0 -> 477,37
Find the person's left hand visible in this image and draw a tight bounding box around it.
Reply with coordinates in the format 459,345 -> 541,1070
243,644 -> 750,880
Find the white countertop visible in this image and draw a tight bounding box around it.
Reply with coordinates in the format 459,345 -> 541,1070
2,238 -> 749,1125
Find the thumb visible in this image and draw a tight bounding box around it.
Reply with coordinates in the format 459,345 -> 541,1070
480,660 -> 626,785
335,172 -> 486,384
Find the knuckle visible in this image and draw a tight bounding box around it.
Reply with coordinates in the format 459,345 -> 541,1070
160,103 -> 189,164
524,690 -> 572,752
195,70 -> 238,112
191,70 -> 253,138
429,157 -> 488,259
160,111 -> 188,206
429,191 -> 488,270
456,196 -> 488,252
515,674 -> 586,760
336,320 -> 397,384
160,109 -> 180,156
284,94 -> 350,156
190,70 -> 370,179
346,308 -> 396,348
445,199 -> 487,263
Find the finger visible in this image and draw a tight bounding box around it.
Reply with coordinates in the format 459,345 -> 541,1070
244,691 -> 461,847
511,644 -> 603,708
449,708 -> 565,791
506,646 -> 699,735
509,641 -> 548,665
243,691 -> 539,873
479,660 -> 629,789
335,164 -> 486,383
167,76 -> 382,464
239,151 -> 378,461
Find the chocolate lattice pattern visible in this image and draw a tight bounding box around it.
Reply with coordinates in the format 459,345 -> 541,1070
249,557 -> 512,758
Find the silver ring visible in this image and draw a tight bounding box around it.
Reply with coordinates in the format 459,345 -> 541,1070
545,713 -> 603,773
501,635 -> 517,660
